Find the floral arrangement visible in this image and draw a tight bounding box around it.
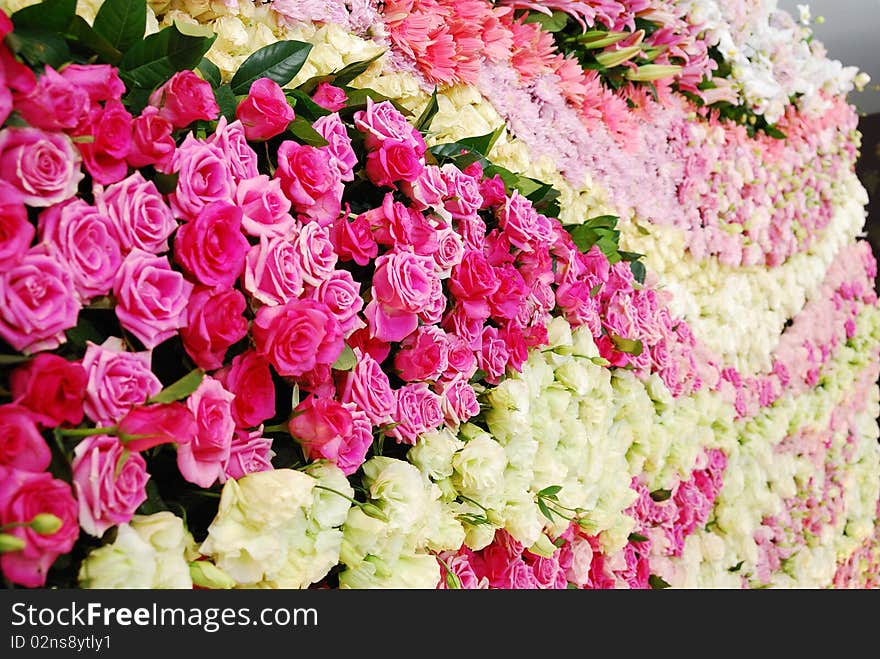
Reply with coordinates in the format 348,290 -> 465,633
0,0 -> 876,590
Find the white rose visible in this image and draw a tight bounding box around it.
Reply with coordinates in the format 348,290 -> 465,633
452,435 -> 507,501
304,461 -> 354,529
131,512 -> 196,588
408,428 -> 464,482
78,525 -> 161,589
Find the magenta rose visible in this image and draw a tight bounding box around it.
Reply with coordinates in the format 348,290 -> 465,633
71,434 -> 149,537
443,334 -> 478,379
81,337 -> 162,426
480,174 -> 507,209
216,350 -> 275,429
441,164 -> 483,219
309,269 -> 364,337
206,117 -> 259,183
237,175 -> 295,238
337,349 -> 395,425
388,382 -> 443,445
127,106 -> 176,172
499,191 -> 554,252
243,235 -> 304,306
0,196 -> 34,269
167,135 -> 235,220
400,163 -> 447,211
311,82 -> 347,111
331,213 -> 377,266
365,250 -> 436,342
0,405 -> 50,472
293,221 -> 338,287
222,427 -> 274,482
178,376 -> 235,488
488,264 -> 527,321
38,199 -> 122,302
274,140 -> 343,225
365,139 -> 424,188
477,326 -> 510,385
236,77 -> 295,141
114,249 -> 193,349
448,249 -> 499,319
439,375 -> 480,426
288,394 -> 352,454
394,325 -> 449,382
59,64 -> 124,103
99,172 -> 177,255
117,402 -> 197,452
0,244 -> 79,354
148,70 -> 218,128
335,403 -> 372,475
0,127 -> 83,207
180,285 -> 249,370
367,194 -> 437,254
253,297 -> 344,378
0,465 -> 78,588
13,65 -> 89,131
313,113 -> 357,181
174,201 -> 249,289
555,279 -> 602,334
10,354 -> 86,427
353,97 -> 425,153
75,100 -> 132,185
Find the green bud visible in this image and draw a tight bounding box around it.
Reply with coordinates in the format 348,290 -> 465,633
436,477 -> 458,501
30,513 -> 62,535
576,30 -> 630,49
624,64 -> 682,82
189,561 -> 236,589
595,45 -> 643,68
0,533 -> 26,553
360,503 -> 389,522
486,509 -> 505,526
528,533 -> 557,559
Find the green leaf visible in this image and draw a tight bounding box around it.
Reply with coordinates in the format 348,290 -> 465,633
330,50 -> 384,87
628,532 -> 649,543
64,314 -> 105,350
537,498 -> 555,523
415,87 -> 439,133
340,87 -> 410,116
285,88 -> 330,121
538,485 -> 562,498
649,488 -> 672,502
149,368 -> 204,404
119,21 -> 217,89
197,57 -> 222,88
589,283 -> 603,297
458,125 -> 503,156
92,0 -> 146,52
764,125 -> 787,140
114,449 -> 130,479
229,40 -> 312,95
11,0 -> 75,32
213,84 -> 238,122
332,344 -> 357,371
0,354 -> 30,366
152,171 -> 179,195
67,16 -> 123,64
287,116 -> 329,147
728,561 -> 745,573
649,574 -> 671,589
6,29 -> 71,68
552,537 -> 567,548
565,224 -> 600,253
610,334 -> 643,356
629,260 -> 646,284
522,10 -> 569,32
136,479 -> 169,515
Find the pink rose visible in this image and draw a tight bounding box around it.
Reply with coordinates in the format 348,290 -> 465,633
555,280 -> 602,334
243,234 -> 304,306
0,405 -> 50,472
98,172 -> 177,255
400,164 -> 447,210
0,196 -> 34,269
499,192 -> 554,252
253,298 -> 344,377
441,164 -> 483,219
75,100 -> 132,185
0,465 -> 78,588
500,323 -> 529,372
0,127 -> 83,207
365,139 -> 424,188
313,113 -> 357,181
10,354 -> 86,428
235,77 -> 295,141
479,174 -> 507,209
388,382 -> 443,445
59,64 -> 124,103
81,337 -> 162,426
394,326 -> 449,382
335,403 -> 372,475
309,269 -> 364,337
178,376 -> 235,488
293,221 -> 338,287
448,249 -> 499,319
338,349 -> 395,426
439,375 -> 479,426
127,106 -> 175,172
366,193 -> 437,255
38,199 -> 122,302
346,327 -> 391,366
288,394 -> 352,453
114,249 -> 193,350
167,135 -> 235,220
71,434 -> 148,537
443,334 -> 478,379
437,551 -> 486,589
222,427 -> 274,482
331,213 -> 377,266
117,402 -> 197,452
0,244 -> 79,354
488,264 -> 527,321
311,82 -> 347,111
353,97 -> 425,153
457,214 -> 487,252
275,140 -> 343,225
13,65 -> 89,131
236,175 -> 295,238
477,326 -> 510,385
365,250 -> 437,342
174,201 -> 249,289
148,70 -> 218,128
433,226 -> 464,275
206,117 -> 259,183
180,285 -> 249,370
441,303 -> 483,349
216,350 -> 275,429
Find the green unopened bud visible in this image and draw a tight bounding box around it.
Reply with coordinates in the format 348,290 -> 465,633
576,30 -> 630,49
485,509 -> 505,526
189,561 -> 236,589
436,477 -> 458,501
529,533 -> 557,558
364,554 -> 391,578
625,64 -> 682,81
595,45 -> 643,69
30,514 -> 62,535
360,503 -> 389,522
0,533 -> 26,553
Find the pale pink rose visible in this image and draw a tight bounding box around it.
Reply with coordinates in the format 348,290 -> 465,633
113,249 -> 193,350
178,376 -> 235,488
432,226 -> 464,275
394,325 -> 449,382
338,348 -> 395,425
216,350 -> 275,429
243,234 -> 304,306
81,337 -> 162,426
72,434 -> 149,537
127,106 -> 175,172
309,269 -> 364,337
0,127 -> 83,207
400,164 -> 447,211
173,201 -> 249,289
38,199 -> 121,302
353,97 -> 425,153
0,244 -> 79,354
222,426 -> 274,482
365,250 -> 436,342
441,164 -> 483,219
235,77 -> 295,141
437,551 -> 487,589
311,82 -> 347,111
0,196 -> 34,270
293,221 -> 338,287
0,405 -> 50,472
59,64 -> 125,103
477,326 -> 509,385
331,213 -> 377,266
275,140 -> 343,225
98,172 -> 177,255
236,175 -> 295,238
313,113 -> 357,181
388,382 -> 443,445
439,375 -> 479,426
148,70 -> 218,128
207,117 -> 259,183
499,191 -> 554,252
180,285 -> 249,371
13,65 -> 89,131
167,134 -> 235,221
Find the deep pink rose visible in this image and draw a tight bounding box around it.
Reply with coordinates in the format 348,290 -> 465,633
222,427 -> 274,482
0,244 -> 79,354
365,250 -> 436,342
331,213 -> 377,266
479,174 -> 507,209
293,221 -> 338,287
389,382 -> 443,445
499,191 -> 554,252
10,354 -> 86,427
117,402 -> 197,452
353,97 -> 425,153
439,375 -> 479,426
309,269 -> 364,336
335,403 -> 372,475
0,405 -> 50,472
167,134 -> 235,220
477,326 -> 510,385
500,323 -> 529,372
556,280 -> 602,334
346,327 -> 391,366
178,376 -> 235,488
0,465 -> 78,588
148,70 -> 218,128
236,77 -> 295,141
288,394 -> 352,453
127,106 -> 175,172
365,139 -> 424,188
71,434 -> 148,537
275,140 -> 343,225
98,172 -> 177,255
313,113 -> 356,181
114,249 -> 193,349
0,127 -> 83,207
59,64 -> 124,103
81,337 -> 162,426
400,163 -> 447,210
338,349 -> 395,425
366,193 -> 437,255
75,100 -> 132,185
394,326 -> 449,382
441,164 -> 483,219
174,201 -> 248,288
237,175 -> 295,238
0,196 -> 33,269
253,298 -> 344,377
243,234 -> 304,306
216,350 -> 276,429
488,264 -> 527,321
206,117 -> 259,183
14,65 -> 89,131
311,82 -> 347,111
180,285 -> 249,370
38,199 -> 121,302
448,249 -> 499,319
433,226 -> 464,275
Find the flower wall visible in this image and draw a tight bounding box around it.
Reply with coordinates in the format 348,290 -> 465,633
0,0 -> 877,589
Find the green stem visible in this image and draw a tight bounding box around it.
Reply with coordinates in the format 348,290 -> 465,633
58,426 -> 118,438
458,495 -> 490,513
313,484 -> 361,508
263,422 -> 290,434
